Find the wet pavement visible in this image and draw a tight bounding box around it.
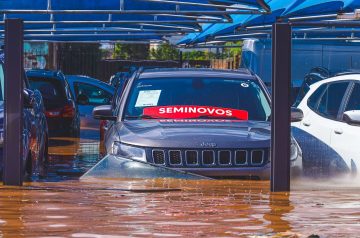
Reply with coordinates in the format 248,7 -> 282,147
1,132 -> 360,237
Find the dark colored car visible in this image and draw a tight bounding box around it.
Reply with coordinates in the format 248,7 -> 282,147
294,67 -> 331,107
26,70 -> 80,137
109,72 -> 131,89
0,59 -> 49,178
93,68 -> 303,179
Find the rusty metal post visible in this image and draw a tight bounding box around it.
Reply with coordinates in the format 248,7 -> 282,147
271,23 -> 292,192
3,19 -> 24,186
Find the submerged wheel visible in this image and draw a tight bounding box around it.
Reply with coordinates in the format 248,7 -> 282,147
39,136 -> 49,178
25,151 -> 33,179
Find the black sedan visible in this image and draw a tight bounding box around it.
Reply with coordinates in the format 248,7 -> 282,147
26,69 -> 80,137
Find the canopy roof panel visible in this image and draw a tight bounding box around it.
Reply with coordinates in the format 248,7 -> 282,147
0,0 -> 270,42
179,0 -> 360,45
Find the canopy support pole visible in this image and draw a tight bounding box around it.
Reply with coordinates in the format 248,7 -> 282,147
3,19 -> 24,186
271,22 -> 292,192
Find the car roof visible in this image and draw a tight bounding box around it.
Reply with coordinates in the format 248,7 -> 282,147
66,75 -> 115,92
139,68 -> 257,80
26,69 -> 64,80
310,73 -> 360,89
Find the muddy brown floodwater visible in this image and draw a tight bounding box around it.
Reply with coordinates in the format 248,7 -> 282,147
1,135 -> 360,237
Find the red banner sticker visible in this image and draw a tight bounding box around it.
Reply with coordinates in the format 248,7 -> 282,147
143,106 -> 248,120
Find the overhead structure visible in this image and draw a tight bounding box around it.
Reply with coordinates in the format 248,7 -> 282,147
0,0 -> 271,42
178,0 -> 360,46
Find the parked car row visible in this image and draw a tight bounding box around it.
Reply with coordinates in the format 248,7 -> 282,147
0,61 -> 117,179
95,67 -> 360,179
2,59 -> 358,180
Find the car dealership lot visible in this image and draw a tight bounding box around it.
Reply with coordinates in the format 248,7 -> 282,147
0,70 -> 359,237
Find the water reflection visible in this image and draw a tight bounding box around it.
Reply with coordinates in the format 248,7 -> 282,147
1,179 -> 359,237
265,193 -> 293,234
1,132 -> 360,237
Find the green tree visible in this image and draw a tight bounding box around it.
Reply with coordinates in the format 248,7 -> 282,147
150,43 -> 180,60
113,43 -> 149,60
223,41 -> 243,58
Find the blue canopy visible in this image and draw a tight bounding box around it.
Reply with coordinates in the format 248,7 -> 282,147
283,0 -> 360,17
179,0 -> 360,45
188,0 -> 297,43
0,0 -> 270,42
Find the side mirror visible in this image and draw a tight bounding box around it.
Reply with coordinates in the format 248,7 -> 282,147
343,110 -> 360,126
93,105 -> 116,121
291,107 -> 304,122
77,94 -> 89,105
23,89 -> 33,109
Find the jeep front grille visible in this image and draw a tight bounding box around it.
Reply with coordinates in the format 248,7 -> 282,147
169,150 -> 182,165
235,150 -> 247,165
185,150 -> 198,165
152,150 -> 165,165
150,148 -> 268,167
202,150 -> 215,165
218,150 -> 231,165
251,150 -> 264,165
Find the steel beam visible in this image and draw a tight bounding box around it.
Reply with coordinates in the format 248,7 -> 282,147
0,20 -> 226,25
3,19 -> 24,186
291,21 -> 360,27
143,0 -> 262,10
271,23 -> 292,192
0,9 -> 264,16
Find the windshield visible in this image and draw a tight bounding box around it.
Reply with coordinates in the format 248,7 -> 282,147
124,77 -> 271,121
28,77 -> 65,101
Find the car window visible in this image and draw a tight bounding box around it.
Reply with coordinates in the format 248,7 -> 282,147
74,82 -> 112,106
307,84 -> 327,111
345,83 -> 360,111
0,63 -> 4,101
317,82 -> 349,120
124,77 -> 271,121
28,77 -> 65,100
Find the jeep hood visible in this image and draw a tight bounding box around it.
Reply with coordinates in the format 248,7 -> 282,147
115,119 -> 270,149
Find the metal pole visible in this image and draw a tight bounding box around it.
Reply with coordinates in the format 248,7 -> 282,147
3,19 -> 24,186
179,51 -> 183,67
271,22 -> 292,192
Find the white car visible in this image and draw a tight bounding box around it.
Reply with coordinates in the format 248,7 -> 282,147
292,74 -> 360,176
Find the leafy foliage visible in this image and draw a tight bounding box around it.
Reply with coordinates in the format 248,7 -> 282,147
150,43 -> 180,60
113,43 -> 150,60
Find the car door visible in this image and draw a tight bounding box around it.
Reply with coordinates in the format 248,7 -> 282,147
302,82 -> 350,144
74,82 -> 113,137
296,81 -> 351,173
330,81 -> 360,173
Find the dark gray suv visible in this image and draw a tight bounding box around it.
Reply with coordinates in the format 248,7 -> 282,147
93,68 -> 303,179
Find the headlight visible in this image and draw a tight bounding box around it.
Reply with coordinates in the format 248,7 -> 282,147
112,142 -> 147,162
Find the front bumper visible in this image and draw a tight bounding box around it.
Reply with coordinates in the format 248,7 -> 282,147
177,158 -> 303,180
180,163 -> 271,180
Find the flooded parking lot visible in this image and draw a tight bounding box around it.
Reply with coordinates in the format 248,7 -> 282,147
1,133 -> 360,237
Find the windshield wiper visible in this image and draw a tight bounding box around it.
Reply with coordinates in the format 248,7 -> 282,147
195,116 -> 243,120
124,115 -> 140,120
124,115 -> 161,120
